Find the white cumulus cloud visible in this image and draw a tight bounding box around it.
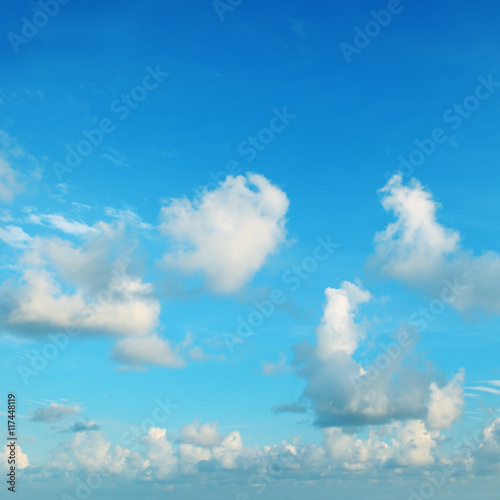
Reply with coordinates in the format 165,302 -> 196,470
371,174 -> 500,315
293,282 -> 465,429
160,173 -> 289,293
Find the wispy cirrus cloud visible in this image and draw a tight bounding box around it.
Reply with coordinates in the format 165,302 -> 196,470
0,225 -> 31,248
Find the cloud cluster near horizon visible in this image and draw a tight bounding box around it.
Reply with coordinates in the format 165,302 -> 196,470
2,143 -> 500,490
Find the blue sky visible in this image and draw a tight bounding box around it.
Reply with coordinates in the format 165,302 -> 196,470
1,1 -> 500,499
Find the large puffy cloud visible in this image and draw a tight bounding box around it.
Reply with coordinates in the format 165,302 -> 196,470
1,220 -> 160,337
4,261 -> 160,338
371,174 -> 500,315
293,282 -> 465,428
0,219 -> 186,370
0,214 -> 227,369
159,173 -> 289,293
371,174 -> 460,284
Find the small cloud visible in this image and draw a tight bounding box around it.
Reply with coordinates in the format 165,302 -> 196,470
104,207 -> 153,234
272,402 -> 307,414
23,210 -> 98,236
261,351 -> 292,376
182,331 -> 195,348
56,183 -> 70,194
70,202 -> 92,211
31,403 -> 83,423
189,346 -> 209,361
181,334 -> 223,362
100,148 -> 130,168
45,214 -> 97,236
63,421 -> 100,433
